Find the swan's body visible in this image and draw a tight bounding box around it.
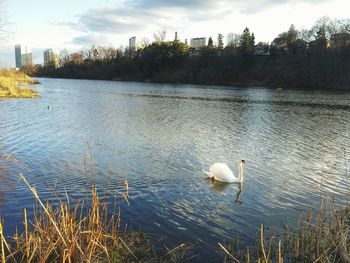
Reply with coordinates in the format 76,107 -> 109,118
203,160 -> 245,183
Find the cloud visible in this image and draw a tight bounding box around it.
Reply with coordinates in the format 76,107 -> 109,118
127,0 -> 329,14
71,33 -> 111,45
232,0 -> 329,14
77,7 -> 156,34
64,0 -> 332,40
67,1 -> 229,37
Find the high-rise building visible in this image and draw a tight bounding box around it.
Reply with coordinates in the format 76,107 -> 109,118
21,53 -> 33,67
43,48 -> 59,67
190,37 -> 207,49
15,44 -> 22,68
14,44 -> 33,68
129,36 -> 136,51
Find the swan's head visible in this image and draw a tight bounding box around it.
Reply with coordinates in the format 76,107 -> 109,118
238,159 -> 246,165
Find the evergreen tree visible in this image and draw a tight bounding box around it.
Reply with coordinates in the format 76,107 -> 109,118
240,27 -> 255,55
286,24 -> 298,45
208,37 -> 214,48
217,34 -> 224,50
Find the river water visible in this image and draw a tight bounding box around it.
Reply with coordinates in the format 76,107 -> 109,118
0,78 -> 350,260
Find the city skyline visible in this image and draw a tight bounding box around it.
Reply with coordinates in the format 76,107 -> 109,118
14,44 -> 32,68
0,0 -> 349,67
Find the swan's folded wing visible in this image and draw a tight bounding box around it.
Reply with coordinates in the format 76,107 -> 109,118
209,163 -> 234,179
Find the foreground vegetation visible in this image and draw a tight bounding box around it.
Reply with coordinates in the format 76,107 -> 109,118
0,155 -> 192,263
221,198 -> 350,262
0,155 -> 349,262
0,70 -> 39,98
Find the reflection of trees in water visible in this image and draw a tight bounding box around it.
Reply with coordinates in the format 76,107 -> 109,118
208,179 -> 243,204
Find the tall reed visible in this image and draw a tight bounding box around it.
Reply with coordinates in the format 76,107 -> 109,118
220,197 -> 350,262
0,154 -> 191,263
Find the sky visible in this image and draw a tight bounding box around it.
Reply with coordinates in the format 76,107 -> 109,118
0,0 -> 349,67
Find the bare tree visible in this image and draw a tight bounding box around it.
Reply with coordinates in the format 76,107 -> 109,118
299,28 -> 313,42
98,46 -> 117,61
139,37 -> 150,49
81,46 -> 92,60
311,16 -> 334,40
337,18 -> 350,33
70,52 -> 83,64
226,33 -> 241,48
153,30 -> 166,43
59,49 -> 71,66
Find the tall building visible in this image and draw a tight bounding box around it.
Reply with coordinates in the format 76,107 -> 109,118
129,36 -> 136,51
43,48 -> 59,67
190,37 -> 207,49
14,44 -> 33,68
21,52 -> 33,67
15,44 -> 22,68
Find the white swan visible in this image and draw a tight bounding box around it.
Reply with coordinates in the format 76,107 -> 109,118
203,160 -> 246,183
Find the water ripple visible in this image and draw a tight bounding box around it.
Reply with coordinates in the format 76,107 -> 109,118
1,78 -> 349,260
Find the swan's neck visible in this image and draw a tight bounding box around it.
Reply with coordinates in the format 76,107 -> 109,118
238,162 -> 244,183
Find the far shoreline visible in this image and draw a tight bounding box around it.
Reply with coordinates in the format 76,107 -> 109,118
34,75 -> 350,93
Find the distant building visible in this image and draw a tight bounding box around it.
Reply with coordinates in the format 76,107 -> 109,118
129,36 -> 136,51
329,33 -> 350,49
21,46 -> 33,66
15,45 -> 32,67
190,37 -> 207,49
308,39 -> 330,52
254,42 -> 270,55
43,48 -> 59,67
15,44 -> 22,68
21,52 -> 33,66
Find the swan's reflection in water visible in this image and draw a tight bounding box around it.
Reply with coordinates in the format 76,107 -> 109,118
208,180 -> 244,204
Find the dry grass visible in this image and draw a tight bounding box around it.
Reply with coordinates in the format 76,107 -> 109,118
0,69 -> 39,98
0,154 -> 193,263
2,153 -> 349,262
220,197 -> 350,263
0,174 -> 154,263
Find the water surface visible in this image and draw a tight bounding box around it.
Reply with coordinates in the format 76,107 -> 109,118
0,78 -> 350,261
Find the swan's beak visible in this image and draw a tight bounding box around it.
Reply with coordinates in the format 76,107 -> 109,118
241,160 -> 246,164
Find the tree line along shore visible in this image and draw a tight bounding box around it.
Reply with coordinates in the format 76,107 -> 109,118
24,16 -> 350,90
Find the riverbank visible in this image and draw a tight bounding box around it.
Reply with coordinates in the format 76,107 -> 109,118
35,54 -> 350,91
31,41 -> 350,91
0,70 -> 39,98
